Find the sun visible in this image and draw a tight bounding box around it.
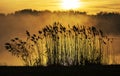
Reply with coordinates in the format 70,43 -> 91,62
61,0 -> 81,10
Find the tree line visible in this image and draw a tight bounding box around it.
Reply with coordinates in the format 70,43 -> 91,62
0,9 -> 120,16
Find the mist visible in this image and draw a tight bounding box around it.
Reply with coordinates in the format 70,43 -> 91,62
0,9 -> 120,65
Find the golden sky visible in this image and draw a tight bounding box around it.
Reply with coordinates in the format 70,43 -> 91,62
0,0 -> 120,14
0,0 -> 120,66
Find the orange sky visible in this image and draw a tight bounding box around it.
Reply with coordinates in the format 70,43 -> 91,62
0,0 -> 120,66
0,0 -> 120,14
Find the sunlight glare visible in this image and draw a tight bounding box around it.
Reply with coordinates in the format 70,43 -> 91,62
61,0 -> 81,10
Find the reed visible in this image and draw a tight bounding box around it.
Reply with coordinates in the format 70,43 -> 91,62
5,22 -> 113,66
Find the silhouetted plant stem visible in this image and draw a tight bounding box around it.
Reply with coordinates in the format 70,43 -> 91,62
5,22 -> 113,66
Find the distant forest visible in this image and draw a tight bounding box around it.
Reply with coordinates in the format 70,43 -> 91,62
0,9 -> 120,16
0,9 -> 120,35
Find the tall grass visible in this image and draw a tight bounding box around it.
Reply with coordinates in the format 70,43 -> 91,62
5,22 -> 113,66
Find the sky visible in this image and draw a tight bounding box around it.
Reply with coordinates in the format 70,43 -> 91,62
0,0 -> 120,66
0,0 -> 120,14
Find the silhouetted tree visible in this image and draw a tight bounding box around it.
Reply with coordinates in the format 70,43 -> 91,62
0,13 -> 5,17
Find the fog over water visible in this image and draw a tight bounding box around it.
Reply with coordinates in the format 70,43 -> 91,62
0,10 -> 120,65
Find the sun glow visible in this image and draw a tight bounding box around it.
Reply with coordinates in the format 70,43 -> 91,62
61,0 -> 81,10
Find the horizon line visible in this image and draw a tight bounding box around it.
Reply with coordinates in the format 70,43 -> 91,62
0,8 -> 120,15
